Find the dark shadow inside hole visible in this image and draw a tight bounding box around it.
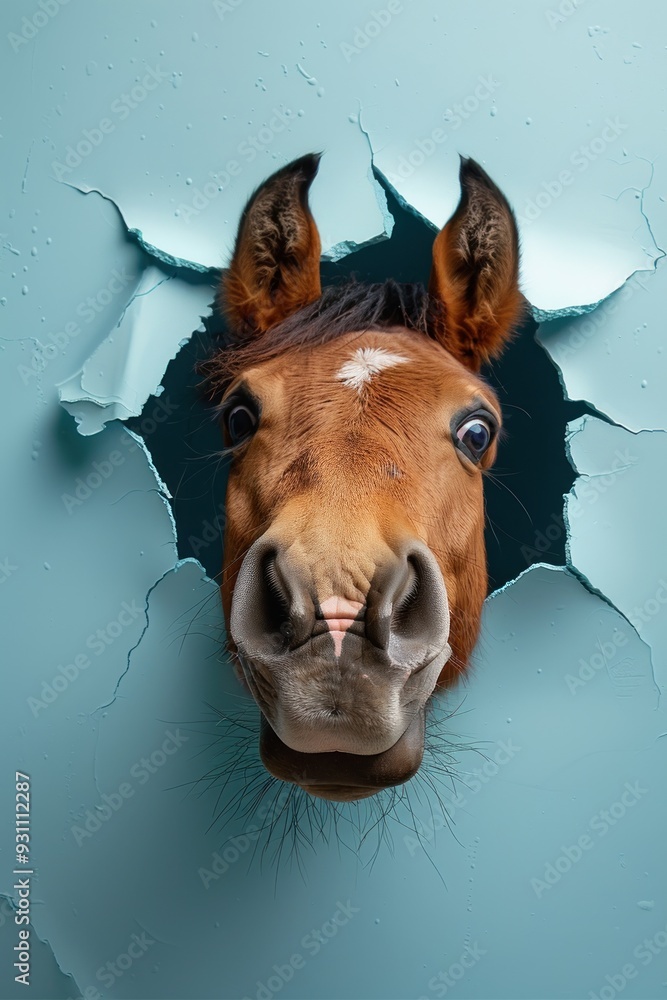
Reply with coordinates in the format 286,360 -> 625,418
127,176 -> 588,594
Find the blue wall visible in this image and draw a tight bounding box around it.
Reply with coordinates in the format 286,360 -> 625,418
1,2 -> 666,997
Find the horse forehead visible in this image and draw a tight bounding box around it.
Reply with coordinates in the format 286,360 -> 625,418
257,329 -> 488,410
324,335 -> 469,401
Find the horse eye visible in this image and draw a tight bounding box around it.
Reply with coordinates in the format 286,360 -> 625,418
455,415 -> 493,462
225,403 -> 258,446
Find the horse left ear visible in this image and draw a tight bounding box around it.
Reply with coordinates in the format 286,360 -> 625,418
221,153 -> 322,337
429,157 -> 524,371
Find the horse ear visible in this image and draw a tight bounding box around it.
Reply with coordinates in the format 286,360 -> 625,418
221,153 -> 322,337
429,157 -> 524,371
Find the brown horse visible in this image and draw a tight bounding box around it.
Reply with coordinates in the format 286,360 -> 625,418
204,153 -> 523,803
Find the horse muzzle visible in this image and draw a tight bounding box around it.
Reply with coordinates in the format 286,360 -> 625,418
230,533 -> 451,797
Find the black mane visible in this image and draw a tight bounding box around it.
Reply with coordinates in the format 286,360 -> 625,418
202,278 -> 444,393
260,278 -> 439,344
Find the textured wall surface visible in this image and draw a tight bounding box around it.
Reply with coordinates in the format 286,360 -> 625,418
1,2 -> 666,998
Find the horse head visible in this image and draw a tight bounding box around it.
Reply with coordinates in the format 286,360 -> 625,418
206,153 -> 523,801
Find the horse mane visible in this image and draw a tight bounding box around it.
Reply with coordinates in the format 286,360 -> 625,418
200,278 -> 446,395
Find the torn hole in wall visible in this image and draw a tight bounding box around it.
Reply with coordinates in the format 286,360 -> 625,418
125,176 -> 588,596
101,178 -> 665,876
59,159 -> 662,782
74,168 -> 605,869
56,162 -> 659,723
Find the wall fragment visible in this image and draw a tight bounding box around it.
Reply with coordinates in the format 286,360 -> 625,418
538,264 -> 666,431
58,260 -> 213,436
565,415 -> 667,698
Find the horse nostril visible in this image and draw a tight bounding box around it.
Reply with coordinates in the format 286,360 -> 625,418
260,552 -> 292,645
391,548 -> 450,666
391,557 -> 421,635
366,544 -> 450,667
231,537 -> 315,658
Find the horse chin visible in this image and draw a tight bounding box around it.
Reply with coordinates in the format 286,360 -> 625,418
259,710 -> 425,802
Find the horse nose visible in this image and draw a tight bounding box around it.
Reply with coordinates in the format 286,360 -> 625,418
365,541 -> 450,668
231,536 -> 449,670
230,538 -> 316,659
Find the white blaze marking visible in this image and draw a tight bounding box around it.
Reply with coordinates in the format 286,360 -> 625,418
336,347 -> 408,392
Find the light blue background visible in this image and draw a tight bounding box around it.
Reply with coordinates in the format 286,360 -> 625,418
1,2 -> 666,998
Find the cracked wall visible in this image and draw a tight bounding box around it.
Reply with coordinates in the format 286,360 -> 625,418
1,1 -> 666,998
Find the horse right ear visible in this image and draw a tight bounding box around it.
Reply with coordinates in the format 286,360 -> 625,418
221,153 -> 323,338
429,157 -> 524,372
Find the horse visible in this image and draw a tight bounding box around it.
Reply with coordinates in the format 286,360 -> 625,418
202,152 -> 523,803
